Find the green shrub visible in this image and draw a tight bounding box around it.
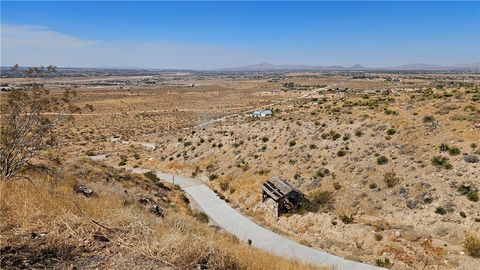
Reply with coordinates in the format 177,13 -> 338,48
289,140 -> 296,147
261,136 -> 269,143
423,115 -> 434,122
435,206 -> 447,215
448,146 -> 461,155
467,192 -> 479,202
377,155 -> 389,165
337,149 -> 347,157
386,128 -> 396,135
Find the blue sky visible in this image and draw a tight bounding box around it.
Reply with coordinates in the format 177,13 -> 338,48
1,1 -> 479,69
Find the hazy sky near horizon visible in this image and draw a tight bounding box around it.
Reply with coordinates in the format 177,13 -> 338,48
1,1 -> 479,69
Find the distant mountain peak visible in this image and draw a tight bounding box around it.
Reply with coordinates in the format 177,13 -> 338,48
216,62 -> 480,72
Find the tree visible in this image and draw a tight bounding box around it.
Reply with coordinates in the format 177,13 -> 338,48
47,65 -> 57,73
0,85 -> 78,179
10,64 -> 20,72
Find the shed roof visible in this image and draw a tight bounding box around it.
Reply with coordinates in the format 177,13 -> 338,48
262,177 -> 303,201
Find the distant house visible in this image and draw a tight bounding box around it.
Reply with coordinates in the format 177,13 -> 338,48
0,86 -> 12,92
252,109 -> 272,118
262,177 -> 306,217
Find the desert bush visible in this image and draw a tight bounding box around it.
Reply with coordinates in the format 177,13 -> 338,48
332,182 -> 342,190
340,214 -> 354,224
369,183 -> 378,189
448,146 -> 461,155
261,136 -> 269,143
192,211 -> 210,223
435,206 -> 447,215
289,140 -> 296,147
464,235 -> 480,258
314,168 -> 330,179
383,171 -> 399,188
321,130 -> 341,140
377,155 -> 389,165
337,150 -> 347,157
439,143 -> 450,152
458,183 -> 479,202
209,174 -> 218,181
423,115 -> 434,122
304,191 -> 332,212
386,128 -> 396,135
143,171 -> 159,182
467,192 -> 479,202
85,150 -> 96,156
431,156 -> 452,169
309,144 -> 317,149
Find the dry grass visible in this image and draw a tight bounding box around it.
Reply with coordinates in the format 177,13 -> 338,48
464,235 -> 480,258
0,173 -> 327,270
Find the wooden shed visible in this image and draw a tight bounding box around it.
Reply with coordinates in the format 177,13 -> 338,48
262,177 -> 306,217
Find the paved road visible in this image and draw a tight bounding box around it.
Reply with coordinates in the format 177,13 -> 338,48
152,172 -> 384,270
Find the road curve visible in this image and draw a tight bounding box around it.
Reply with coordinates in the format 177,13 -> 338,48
147,171 -> 384,270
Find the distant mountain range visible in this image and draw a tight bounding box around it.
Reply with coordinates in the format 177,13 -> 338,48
217,61 -> 480,72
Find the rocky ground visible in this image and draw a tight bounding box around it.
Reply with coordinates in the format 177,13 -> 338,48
125,81 -> 480,269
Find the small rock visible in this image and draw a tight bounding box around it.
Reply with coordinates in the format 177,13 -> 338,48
406,200 -> 417,209
74,185 -> 94,197
151,204 -> 164,217
463,155 -> 479,163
